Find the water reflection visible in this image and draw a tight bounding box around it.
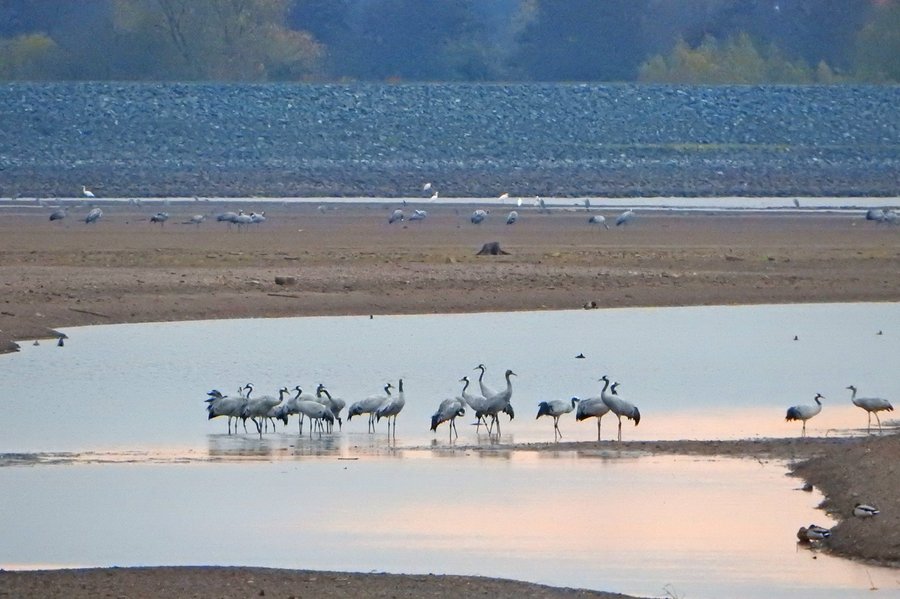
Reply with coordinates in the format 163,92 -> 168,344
1,455 -> 894,598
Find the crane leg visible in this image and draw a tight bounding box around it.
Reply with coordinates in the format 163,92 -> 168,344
874,412 -> 882,434
617,416 -> 623,442
597,419 -> 602,442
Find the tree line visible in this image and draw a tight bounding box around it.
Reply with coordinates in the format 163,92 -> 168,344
1,0 -> 898,83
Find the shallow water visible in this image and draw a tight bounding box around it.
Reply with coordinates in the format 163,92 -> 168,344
2,304 -> 898,597
1,454 -> 896,598
3,303 -> 897,454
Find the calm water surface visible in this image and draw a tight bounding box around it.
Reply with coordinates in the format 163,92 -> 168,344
1,304 -> 898,597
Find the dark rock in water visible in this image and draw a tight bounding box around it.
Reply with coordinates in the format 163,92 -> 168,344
476,242 -> 509,256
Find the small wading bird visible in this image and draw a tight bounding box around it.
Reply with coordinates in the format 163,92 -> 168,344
853,503 -> 879,518
82,185 -> 95,198
846,385 -> 893,434
409,209 -> 427,221
536,397 -> 579,440
785,393 -> 823,437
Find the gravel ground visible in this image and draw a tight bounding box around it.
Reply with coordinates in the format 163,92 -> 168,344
2,83 -> 899,198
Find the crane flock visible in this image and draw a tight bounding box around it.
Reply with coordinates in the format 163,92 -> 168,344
203,365 -> 653,444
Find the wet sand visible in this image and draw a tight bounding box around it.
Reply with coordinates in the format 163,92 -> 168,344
1,201 -> 898,595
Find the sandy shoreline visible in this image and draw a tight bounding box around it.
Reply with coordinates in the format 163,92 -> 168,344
2,201 -> 899,352
1,201 -> 897,595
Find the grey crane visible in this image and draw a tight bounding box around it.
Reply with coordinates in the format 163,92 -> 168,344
536,397 -> 579,440
846,385 -> 893,434
785,393 -> 824,437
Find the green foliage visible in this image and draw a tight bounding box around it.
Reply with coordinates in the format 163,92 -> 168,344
855,2 -> 900,82
0,32 -> 60,79
638,32 -> 824,84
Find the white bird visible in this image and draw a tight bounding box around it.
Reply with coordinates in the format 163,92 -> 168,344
470,209 -> 488,224
49,207 -> 68,221
588,215 -> 609,229
183,214 -> 205,227
82,185 -> 95,198
536,397 -> 579,439
785,393 -> 824,437
498,192 -> 510,201
615,209 -> 635,226
348,383 -> 393,433
250,211 -> 266,224
853,503 -> 879,518
431,396 -> 466,441
599,376 -> 641,441
506,210 -> 518,225
409,209 -> 427,221
430,191 -> 439,201
482,369 -> 516,436
847,385 -> 893,434
389,209 -> 404,224
150,212 -> 169,226
375,379 -> 406,437
516,197 -> 523,207
423,182 -> 432,192
84,207 -> 103,224
575,392 -> 611,442
797,524 -> 831,542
